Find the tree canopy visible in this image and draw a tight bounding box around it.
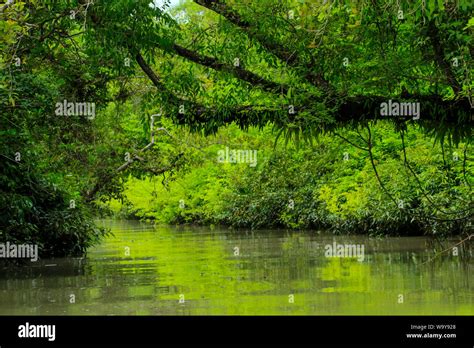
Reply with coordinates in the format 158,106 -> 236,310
0,0 -> 472,255
2,0 -> 473,138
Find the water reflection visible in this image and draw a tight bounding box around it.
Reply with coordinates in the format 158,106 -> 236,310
0,220 -> 472,315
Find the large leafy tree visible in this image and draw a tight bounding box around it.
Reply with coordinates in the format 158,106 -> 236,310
79,0 -> 474,138
0,0 -> 472,249
5,0 -> 472,133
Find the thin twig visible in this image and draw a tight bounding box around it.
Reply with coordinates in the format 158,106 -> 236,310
421,233 -> 473,265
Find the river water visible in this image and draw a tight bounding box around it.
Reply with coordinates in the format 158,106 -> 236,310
0,220 -> 472,315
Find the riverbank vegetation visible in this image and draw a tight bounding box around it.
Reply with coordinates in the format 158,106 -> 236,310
1,0 -> 472,256
101,113 -> 472,236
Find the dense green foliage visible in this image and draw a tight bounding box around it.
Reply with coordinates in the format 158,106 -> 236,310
0,0 -> 472,256
103,118 -> 472,236
0,152 -> 105,256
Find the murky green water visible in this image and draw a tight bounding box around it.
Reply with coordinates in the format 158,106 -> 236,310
0,220 -> 472,315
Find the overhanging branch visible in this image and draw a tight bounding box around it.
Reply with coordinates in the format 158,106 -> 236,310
193,0 -> 331,91
172,43 -> 288,94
